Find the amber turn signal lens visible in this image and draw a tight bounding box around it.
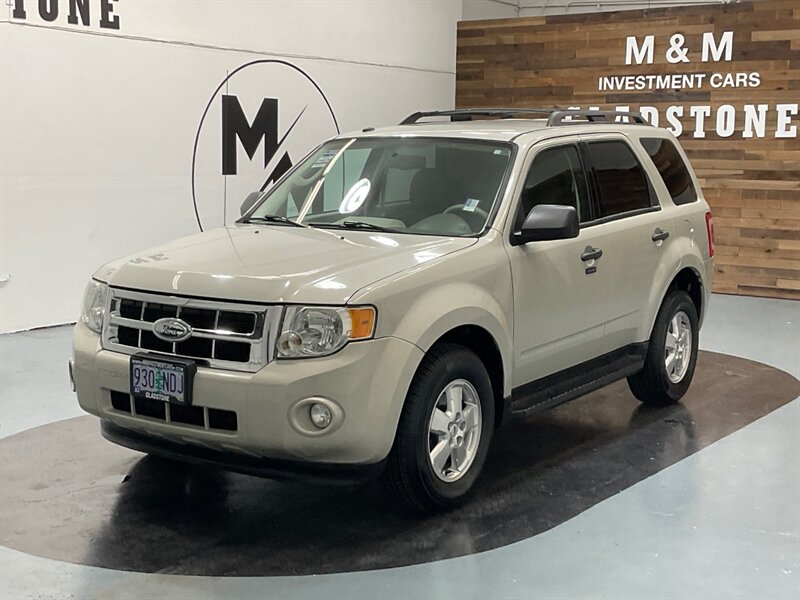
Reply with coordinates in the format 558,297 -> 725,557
348,307 -> 376,340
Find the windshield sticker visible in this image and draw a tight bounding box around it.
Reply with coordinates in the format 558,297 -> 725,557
312,149 -> 338,168
463,198 -> 481,212
493,148 -> 510,156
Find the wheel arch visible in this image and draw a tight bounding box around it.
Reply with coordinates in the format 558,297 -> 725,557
646,265 -> 705,338
429,325 -> 506,428
669,266 -> 704,320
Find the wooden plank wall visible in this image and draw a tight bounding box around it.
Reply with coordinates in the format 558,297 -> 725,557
457,0 -> 799,299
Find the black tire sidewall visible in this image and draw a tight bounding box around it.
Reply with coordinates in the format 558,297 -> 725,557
650,291 -> 699,401
408,346 -> 494,505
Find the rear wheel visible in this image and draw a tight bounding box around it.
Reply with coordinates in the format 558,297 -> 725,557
628,290 -> 699,406
383,343 -> 494,512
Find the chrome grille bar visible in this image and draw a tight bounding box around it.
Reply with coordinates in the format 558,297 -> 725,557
101,288 -> 280,372
107,315 -> 262,340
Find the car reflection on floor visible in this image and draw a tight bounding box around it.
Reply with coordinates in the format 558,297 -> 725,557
1,351 -> 797,576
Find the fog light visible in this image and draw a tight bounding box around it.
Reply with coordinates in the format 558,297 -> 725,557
309,403 -> 332,429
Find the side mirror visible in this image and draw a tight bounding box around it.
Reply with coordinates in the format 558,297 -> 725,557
514,204 -> 579,244
240,191 -> 262,216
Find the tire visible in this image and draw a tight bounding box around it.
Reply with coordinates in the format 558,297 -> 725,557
628,290 -> 699,406
383,343 -> 494,512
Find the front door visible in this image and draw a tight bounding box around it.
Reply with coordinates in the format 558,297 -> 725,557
507,142 -> 615,389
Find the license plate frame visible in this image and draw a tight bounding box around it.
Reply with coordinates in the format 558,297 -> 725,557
129,354 -> 197,406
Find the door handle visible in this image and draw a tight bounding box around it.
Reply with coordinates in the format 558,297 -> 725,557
581,246 -> 603,262
652,228 -> 670,242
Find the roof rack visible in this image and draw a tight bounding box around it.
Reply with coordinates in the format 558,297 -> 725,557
546,110 -> 649,126
399,108 -> 650,127
399,108 -> 554,125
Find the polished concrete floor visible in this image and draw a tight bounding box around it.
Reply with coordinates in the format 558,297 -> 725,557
1,293 -> 798,599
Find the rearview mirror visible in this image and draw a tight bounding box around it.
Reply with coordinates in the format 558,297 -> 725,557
514,204 -> 579,244
240,191 -> 261,216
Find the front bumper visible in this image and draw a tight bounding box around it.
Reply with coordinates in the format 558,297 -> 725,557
73,321 -> 423,467
101,420 -> 386,484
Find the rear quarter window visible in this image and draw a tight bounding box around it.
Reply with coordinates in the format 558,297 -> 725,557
640,137 -> 698,206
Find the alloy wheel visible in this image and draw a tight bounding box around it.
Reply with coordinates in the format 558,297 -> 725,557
427,379 -> 482,482
665,310 -> 692,384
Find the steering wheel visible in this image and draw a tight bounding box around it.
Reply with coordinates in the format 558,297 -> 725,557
443,203 -> 490,231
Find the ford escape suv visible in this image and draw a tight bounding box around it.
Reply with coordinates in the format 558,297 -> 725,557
72,108 -> 714,511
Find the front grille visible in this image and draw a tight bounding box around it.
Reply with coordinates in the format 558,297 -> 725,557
102,288 -> 281,372
110,391 -> 238,432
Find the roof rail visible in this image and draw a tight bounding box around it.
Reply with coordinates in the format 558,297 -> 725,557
399,108 -> 650,127
547,109 -> 649,126
399,108 -> 554,125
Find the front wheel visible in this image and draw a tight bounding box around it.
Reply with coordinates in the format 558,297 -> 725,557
383,343 -> 494,512
628,290 -> 699,406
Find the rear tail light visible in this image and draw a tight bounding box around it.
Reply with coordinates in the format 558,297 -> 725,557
705,211 -> 715,258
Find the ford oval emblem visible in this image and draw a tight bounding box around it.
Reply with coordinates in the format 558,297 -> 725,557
152,318 -> 193,343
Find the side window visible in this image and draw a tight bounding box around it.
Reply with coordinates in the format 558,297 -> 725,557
640,137 -> 698,206
517,145 -> 590,230
586,141 -> 653,218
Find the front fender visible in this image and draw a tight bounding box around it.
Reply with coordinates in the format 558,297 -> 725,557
390,284 -> 512,396
350,237 -> 514,397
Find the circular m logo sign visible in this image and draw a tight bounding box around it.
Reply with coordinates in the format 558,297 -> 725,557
191,60 -> 339,231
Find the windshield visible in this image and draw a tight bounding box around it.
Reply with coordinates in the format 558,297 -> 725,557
246,137 -> 513,236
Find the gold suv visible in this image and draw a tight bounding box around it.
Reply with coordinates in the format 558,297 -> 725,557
72,109 -> 714,510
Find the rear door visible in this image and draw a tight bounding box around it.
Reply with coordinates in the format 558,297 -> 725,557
507,140 -> 616,387
580,134 -> 674,349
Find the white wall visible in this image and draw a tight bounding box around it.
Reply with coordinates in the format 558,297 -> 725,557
0,0 -> 463,332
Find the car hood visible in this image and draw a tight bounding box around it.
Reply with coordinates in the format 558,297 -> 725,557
95,224 -> 476,304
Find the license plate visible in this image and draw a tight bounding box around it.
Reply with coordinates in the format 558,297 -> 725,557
130,355 -> 197,405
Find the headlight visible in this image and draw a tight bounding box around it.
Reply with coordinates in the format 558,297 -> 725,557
276,306 -> 376,358
81,280 -> 108,333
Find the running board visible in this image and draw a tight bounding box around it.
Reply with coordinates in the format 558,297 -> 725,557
507,343 -> 648,418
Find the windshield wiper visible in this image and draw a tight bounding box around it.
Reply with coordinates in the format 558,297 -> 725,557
310,221 -> 397,233
242,215 -> 310,229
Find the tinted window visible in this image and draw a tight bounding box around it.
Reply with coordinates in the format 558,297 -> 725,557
641,137 -> 698,205
586,141 -> 652,218
517,145 -> 591,229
